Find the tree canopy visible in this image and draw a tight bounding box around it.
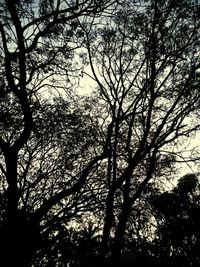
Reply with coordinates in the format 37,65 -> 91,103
0,0 -> 200,266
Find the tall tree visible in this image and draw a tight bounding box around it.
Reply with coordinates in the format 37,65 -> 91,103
0,1 -> 115,266
82,0 -> 200,263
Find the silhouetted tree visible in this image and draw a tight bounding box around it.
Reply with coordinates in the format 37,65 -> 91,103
82,0 -> 200,264
1,0 -> 200,266
151,173 -> 200,267
0,1 -> 116,266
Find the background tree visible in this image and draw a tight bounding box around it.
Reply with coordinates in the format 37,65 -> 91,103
151,173 -> 200,267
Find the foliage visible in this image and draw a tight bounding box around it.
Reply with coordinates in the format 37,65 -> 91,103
151,174 -> 200,267
0,0 -> 200,267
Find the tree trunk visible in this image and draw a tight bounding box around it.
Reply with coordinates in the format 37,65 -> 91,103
99,189 -> 115,266
111,201 -> 131,266
2,151 -> 18,266
2,151 -> 37,267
